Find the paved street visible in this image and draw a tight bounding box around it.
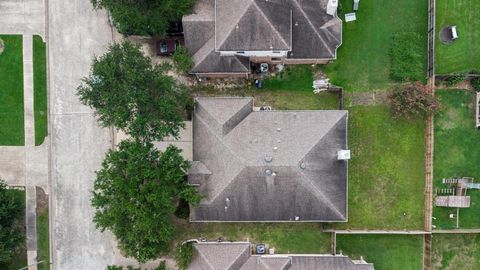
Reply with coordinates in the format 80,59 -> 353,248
46,0 -> 122,269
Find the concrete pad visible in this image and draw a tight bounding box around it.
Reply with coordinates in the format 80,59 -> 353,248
25,143 -> 49,193
0,146 -> 25,186
0,0 -> 45,36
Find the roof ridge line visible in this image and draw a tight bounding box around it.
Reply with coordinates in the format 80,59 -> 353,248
225,244 -> 250,269
296,112 -> 346,164
197,246 -> 217,270
298,169 -> 345,220
251,1 -> 290,49
215,0 -> 254,51
291,0 -> 334,56
194,114 -> 247,203
192,36 -> 215,67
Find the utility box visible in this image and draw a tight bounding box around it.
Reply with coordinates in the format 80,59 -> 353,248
354,0 -> 360,11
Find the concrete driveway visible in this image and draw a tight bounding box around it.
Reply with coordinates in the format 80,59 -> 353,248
0,0 -> 45,36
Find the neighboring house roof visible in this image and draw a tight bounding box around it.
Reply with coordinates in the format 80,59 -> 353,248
189,97 -> 348,222
182,0 -> 342,74
188,242 -> 374,270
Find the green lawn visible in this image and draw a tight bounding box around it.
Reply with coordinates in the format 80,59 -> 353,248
333,106 -> 425,230
435,0 -> 480,74
33,35 -> 48,146
336,235 -> 424,270
433,90 -> 480,229
175,223 -> 331,254
432,234 -> 480,270
192,66 -> 340,110
37,208 -> 50,270
0,35 -> 24,145
325,0 -> 428,92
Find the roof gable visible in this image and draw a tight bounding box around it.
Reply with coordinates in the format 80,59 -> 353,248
215,0 -> 291,51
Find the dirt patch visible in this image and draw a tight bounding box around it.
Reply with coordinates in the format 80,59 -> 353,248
36,186 -> 48,215
0,38 -> 4,55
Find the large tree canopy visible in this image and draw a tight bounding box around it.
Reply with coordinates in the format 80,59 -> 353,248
92,140 -> 200,262
0,180 -> 25,266
78,41 -> 187,141
91,0 -> 195,36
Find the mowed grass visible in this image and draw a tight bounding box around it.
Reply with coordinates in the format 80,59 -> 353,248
336,235 -> 424,270
0,35 -> 24,145
433,90 -> 480,229
325,0 -> 428,92
432,234 -> 480,270
37,209 -> 50,270
334,106 -> 425,230
435,0 -> 480,74
193,66 -> 340,110
175,223 -> 331,254
33,35 -> 48,146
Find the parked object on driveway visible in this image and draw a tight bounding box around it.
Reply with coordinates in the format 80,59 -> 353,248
156,35 -> 184,56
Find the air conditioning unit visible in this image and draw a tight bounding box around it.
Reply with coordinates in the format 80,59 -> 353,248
337,150 -> 351,160
327,0 -> 338,15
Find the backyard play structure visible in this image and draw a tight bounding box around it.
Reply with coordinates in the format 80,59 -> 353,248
435,177 -> 480,228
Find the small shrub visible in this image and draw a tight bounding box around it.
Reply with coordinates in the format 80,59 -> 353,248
389,32 -> 423,82
389,82 -> 440,118
471,77 -> 480,92
175,242 -> 194,270
444,74 -> 466,87
172,46 -> 193,74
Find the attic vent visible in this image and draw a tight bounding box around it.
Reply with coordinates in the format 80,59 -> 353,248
264,155 -> 273,163
265,169 -> 273,176
300,162 -> 306,169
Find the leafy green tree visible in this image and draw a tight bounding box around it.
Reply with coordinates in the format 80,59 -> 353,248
91,0 -> 195,36
92,140 -> 200,262
172,46 -> 193,74
389,82 -> 440,118
78,41 -> 187,142
175,242 -> 194,270
0,180 -> 25,266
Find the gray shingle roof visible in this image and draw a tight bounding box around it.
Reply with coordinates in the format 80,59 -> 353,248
182,0 -> 342,74
189,242 -> 375,270
215,0 -> 292,51
190,97 -> 348,222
